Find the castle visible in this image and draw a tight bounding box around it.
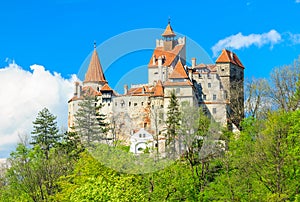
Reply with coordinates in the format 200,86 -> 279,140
68,22 -> 244,151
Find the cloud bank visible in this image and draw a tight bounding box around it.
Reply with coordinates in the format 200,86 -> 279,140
212,30 -> 282,57
0,62 -> 77,158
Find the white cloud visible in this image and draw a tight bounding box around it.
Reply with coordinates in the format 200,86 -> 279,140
0,62 -> 77,157
288,32 -> 300,44
212,30 -> 282,57
296,0 -> 300,3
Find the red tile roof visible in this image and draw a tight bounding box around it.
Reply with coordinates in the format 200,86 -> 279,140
152,80 -> 164,97
194,64 -> 217,72
100,83 -> 113,91
162,22 -> 176,37
148,45 -> 184,67
68,86 -> 102,102
126,85 -> 152,96
84,48 -> 107,83
169,60 -> 189,79
164,80 -> 193,86
82,86 -> 102,96
215,49 -> 244,69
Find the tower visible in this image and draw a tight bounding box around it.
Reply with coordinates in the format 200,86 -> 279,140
161,19 -> 177,51
148,21 -> 186,84
216,49 -> 244,128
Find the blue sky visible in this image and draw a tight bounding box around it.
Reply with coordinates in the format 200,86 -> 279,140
1,0 -> 300,157
1,0 -> 300,81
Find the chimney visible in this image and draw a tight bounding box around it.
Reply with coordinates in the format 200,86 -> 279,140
158,56 -> 162,67
124,84 -> 128,95
158,56 -> 164,81
76,83 -> 81,98
230,51 -> 234,60
74,82 -> 79,96
191,58 -> 196,69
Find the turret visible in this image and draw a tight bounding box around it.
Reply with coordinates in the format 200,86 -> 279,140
83,42 -> 107,91
161,19 -> 177,51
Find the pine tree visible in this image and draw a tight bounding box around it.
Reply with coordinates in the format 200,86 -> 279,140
166,90 -> 181,158
74,94 -> 107,146
31,107 -> 60,159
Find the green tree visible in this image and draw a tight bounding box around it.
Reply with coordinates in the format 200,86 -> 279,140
269,58 -> 300,112
57,131 -> 84,161
53,152 -> 146,201
204,111 -> 300,201
31,107 -> 60,159
74,93 -> 107,146
165,90 -> 181,158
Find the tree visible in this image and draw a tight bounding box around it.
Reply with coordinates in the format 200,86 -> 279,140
74,93 -> 107,146
250,111 -> 300,200
31,108 -> 60,159
269,58 -> 300,112
165,90 -> 181,158
228,80 -> 245,129
245,77 -> 270,119
203,111 -> 300,201
150,105 -> 164,156
53,152 -> 146,201
58,131 -> 84,160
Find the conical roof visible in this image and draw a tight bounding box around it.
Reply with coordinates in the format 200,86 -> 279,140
162,21 -> 176,37
169,59 -> 188,79
84,45 -> 107,83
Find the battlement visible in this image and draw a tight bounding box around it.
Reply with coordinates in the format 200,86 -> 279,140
156,36 -> 185,48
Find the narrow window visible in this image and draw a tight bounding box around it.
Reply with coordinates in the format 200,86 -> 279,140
129,101 -> 131,107
203,94 -> 206,100
213,94 -> 217,100
213,108 -> 217,114
208,83 -> 211,88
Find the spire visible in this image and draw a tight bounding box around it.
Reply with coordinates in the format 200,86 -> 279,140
162,18 -> 176,38
84,43 -> 107,83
